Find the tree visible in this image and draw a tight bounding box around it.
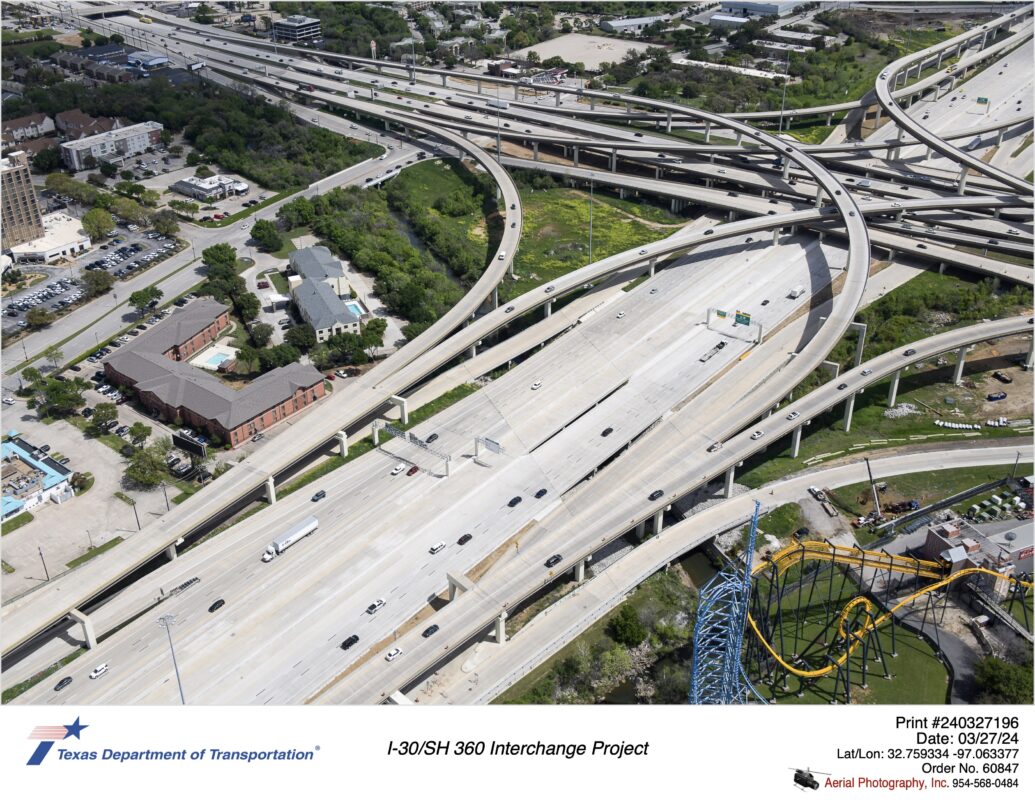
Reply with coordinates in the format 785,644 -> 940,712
40,376 -> 90,417
527,50 -> 541,65
194,164 -> 215,179
235,291 -> 260,321
125,441 -> 171,488
42,344 -> 64,369
249,219 -> 283,252
185,151 -> 202,167
99,161 -> 118,178
169,199 -> 199,218
607,605 -> 647,647
250,322 -> 274,347
360,318 -> 387,359
32,147 -> 62,173
92,402 -> 118,431
129,287 -> 163,317
26,307 -> 54,328
83,269 -> 115,297
152,210 -> 180,237
128,421 -> 152,444
974,657 -> 1033,704
83,154 -> 97,170
284,324 -> 317,352
194,2 -> 216,24
202,243 -> 237,269
82,208 -> 114,241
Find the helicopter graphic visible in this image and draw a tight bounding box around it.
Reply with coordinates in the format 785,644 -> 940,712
790,767 -> 831,791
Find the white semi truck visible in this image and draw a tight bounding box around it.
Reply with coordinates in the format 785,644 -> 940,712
261,516 -> 318,562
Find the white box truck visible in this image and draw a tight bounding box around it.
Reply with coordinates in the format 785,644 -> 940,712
789,285 -> 806,299
262,516 -> 318,562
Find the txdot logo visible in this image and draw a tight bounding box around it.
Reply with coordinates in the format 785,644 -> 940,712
27,717 -> 88,766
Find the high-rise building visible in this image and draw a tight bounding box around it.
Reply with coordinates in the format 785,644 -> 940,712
272,14 -> 321,43
1,151 -> 44,249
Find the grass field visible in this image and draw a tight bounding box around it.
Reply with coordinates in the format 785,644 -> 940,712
1,511 -> 34,535
271,226 -> 309,260
500,188 -> 672,302
66,536 -> 124,569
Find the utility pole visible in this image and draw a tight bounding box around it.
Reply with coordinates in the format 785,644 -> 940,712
157,614 -> 186,705
38,546 -> 50,581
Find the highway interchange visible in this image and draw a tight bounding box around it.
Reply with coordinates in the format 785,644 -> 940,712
4,2 -> 1033,705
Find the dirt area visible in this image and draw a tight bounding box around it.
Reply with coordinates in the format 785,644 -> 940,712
799,497 -> 855,542
960,339 -> 1033,420
467,519 -> 535,583
53,32 -> 84,46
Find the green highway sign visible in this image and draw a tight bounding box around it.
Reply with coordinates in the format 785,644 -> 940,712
735,310 -> 751,326
715,309 -> 728,318
977,96 -> 989,104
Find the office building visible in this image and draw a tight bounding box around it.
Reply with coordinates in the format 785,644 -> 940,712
1,151 -> 44,249
272,14 -> 321,43
60,121 -> 163,171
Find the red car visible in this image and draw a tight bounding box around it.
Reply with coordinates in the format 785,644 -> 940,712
257,280 -> 270,289
326,373 -> 335,380
213,213 -> 224,220
407,466 -> 419,476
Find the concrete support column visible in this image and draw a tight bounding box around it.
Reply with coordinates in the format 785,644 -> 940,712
670,197 -> 678,213
953,345 -> 967,385
826,112 -> 833,125
618,188 -> 626,200
513,84 -> 519,100
495,611 -> 507,645
936,50 -> 942,69
635,520 -> 646,540
468,344 -> 477,359
475,79 -> 481,93
336,430 -> 349,457
652,508 -> 664,536
575,556 -> 590,583
387,691 -> 414,705
887,247 -> 897,261
772,227 -> 780,246
938,261 -> 946,274
1025,335 -> 1034,370
447,572 -> 473,602
791,424 -> 803,459
544,299 -> 552,318
265,475 -> 277,504
441,74 -> 447,87
887,370 -> 901,408
165,543 -> 177,561
996,128 -> 1005,146
735,131 -> 743,146
555,90 -> 561,107
590,96 -> 596,110
843,392 -> 856,433
814,186 -> 823,207
728,209 -> 736,222
389,395 -> 409,424
69,609 -> 97,649
493,286 -> 499,309
957,168 -> 969,195
704,121 -> 712,143
724,465 -> 735,499
782,160 -> 790,180
648,257 -> 657,277
533,141 -> 539,160
610,149 -> 617,172
849,321 -> 867,367
666,109 -> 672,133
573,146 -> 579,167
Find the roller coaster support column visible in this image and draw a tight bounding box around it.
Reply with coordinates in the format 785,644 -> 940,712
265,475 -> 277,504
843,392 -> 856,432
953,345 -> 968,385
724,465 -> 736,499
389,395 -> 409,425
888,369 -> 901,407
69,609 -> 98,650
495,611 -> 507,644
649,257 -> 657,277
791,424 -> 803,458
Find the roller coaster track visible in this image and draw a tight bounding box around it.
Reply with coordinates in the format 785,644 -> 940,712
745,541 -> 1034,680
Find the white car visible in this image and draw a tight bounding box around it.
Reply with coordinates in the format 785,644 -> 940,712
861,368 -> 873,376
616,311 -> 626,319
367,598 -> 386,614
530,380 -> 542,391
385,647 -> 402,662
89,664 -> 109,679
240,224 -> 248,231
390,463 -> 405,476
786,411 -> 800,421
1,397 -> 14,406
638,249 -> 648,255
429,541 -> 446,555
750,430 -> 765,440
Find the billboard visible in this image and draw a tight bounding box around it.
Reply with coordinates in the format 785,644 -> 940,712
172,433 -> 207,459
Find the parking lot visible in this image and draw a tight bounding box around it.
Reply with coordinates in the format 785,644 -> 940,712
1,222 -> 184,338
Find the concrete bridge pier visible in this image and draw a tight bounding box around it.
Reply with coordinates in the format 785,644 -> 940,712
782,160 -> 791,180
389,395 -> 409,424
666,109 -> 672,133
441,74 -> 448,87
265,475 -> 277,504
532,141 -> 539,160
849,321 -> 868,367
826,112 -> 833,125
791,424 -> 803,459
724,465 -> 735,499
69,609 -> 97,649
652,508 -> 664,535
843,392 -> 856,432
887,369 -> 901,408
468,344 -> 477,359
575,555 -> 591,584
555,90 -> 562,107
953,345 -> 968,385
704,121 -> 712,142
957,168 -> 969,195
336,430 -> 349,457
447,572 -> 473,602
573,146 -> 579,167
165,543 -> 178,561
495,611 -> 507,644
544,299 -> 553,318
513,84 -> 519,100
635,520 -> 646,540
387,691 -> 414,705
648,257 -> 657,277
1026,335 -> 1034,370
610,149 -> 617,172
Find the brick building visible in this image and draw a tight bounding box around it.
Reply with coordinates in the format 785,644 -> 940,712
105,300 -> 325,447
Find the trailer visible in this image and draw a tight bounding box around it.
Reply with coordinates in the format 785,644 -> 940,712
262,516 -> 319,562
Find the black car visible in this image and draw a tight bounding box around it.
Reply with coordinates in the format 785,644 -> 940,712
340,634 -> 359,650
507,496 -> 522,508
544,554 -> 562,568
422,624 -> 440,638
649,489 -> 664,501
457,533 -> 473,545
987,391 -> 1007,401
534,488 -> 548,499
601,427 -> 613,437
425,433 -> 439,443
794,527 -> 810,538
208,599 -> 226,613
54,676 -> 73,692
311,490 -> 327,502
837,383 -> 848,390
81,407 -> 94,418
903,348 -> 916,356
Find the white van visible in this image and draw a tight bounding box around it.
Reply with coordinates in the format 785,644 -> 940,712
789,285 -> 806,299
89,664 -> 109,679
857,179 -> 872,188
429,541 -> 446,555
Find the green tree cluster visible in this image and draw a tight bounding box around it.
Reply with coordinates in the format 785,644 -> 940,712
974,657 -> 1033,705
125,439 -> 172,488
249,218 -> 283,252
199,244 -> 259,321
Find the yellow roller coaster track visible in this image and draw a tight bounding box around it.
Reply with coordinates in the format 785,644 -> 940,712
746,541 -> 1033,680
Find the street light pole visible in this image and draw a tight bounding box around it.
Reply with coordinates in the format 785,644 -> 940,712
157,614 -> 186,705
38,546 -> 50,581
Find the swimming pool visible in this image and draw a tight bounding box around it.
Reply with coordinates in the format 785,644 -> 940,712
344,301 -> 364,317
204,352 -> 232,368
